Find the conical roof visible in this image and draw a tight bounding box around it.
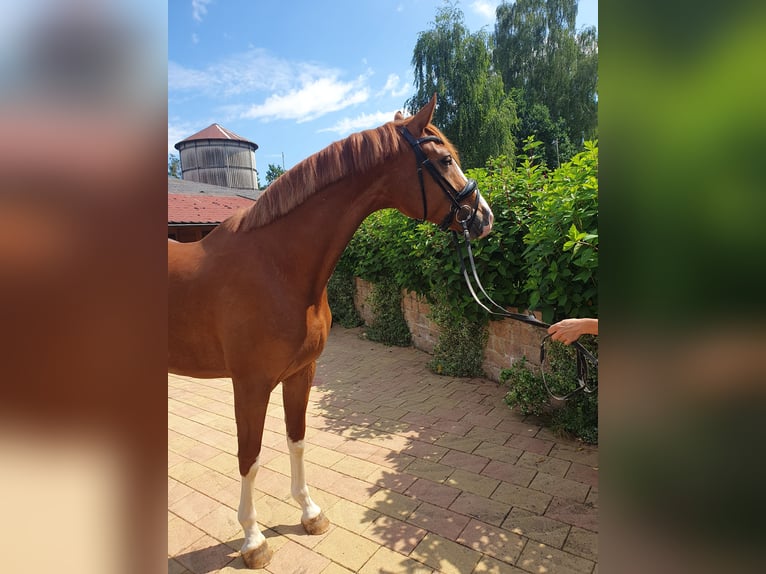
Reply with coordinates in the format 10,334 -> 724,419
174,123 -> 258,150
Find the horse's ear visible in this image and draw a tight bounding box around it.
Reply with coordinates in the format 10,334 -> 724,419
394,111 -> 404,121
408,94 -> 437,134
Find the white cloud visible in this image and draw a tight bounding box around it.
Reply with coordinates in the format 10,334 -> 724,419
168,120 -> 198,154
318,110 -> 399,136
192,0 -> 212,23
379,73 -> 410,98
168,50 -> 302,97
240,74 -> 370,123
169,49 -> 377,124
191,33 -> 199,44
470,1 -> 497,21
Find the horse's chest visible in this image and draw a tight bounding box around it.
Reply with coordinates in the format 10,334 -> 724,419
299,310 -> 331,360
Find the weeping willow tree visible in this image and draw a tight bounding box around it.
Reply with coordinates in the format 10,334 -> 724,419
406,2 -> 516,170
494,0 -> 598,166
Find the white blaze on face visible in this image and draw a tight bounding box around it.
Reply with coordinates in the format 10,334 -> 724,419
454,162 -> 494,238
476,193 -> 494,238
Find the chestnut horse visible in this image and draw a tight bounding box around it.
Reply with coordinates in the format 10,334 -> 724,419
168,96 -> 494,568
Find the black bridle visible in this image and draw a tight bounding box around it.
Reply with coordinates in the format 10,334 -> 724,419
400,126 -> 480,232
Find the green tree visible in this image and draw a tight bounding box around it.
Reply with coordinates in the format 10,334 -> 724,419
406,1 -> 516,169
264,163 -> 285,187
494,0 -> 597,163
168,153 -> 181,178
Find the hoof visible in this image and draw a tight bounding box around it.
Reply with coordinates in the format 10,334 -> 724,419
302,512 -> 330,535
242,540 -> 273,569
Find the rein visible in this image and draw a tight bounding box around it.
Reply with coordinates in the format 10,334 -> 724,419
453,225 -> 598,400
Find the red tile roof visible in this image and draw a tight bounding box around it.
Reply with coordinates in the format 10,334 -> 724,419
175,123 -> 257,148
168,193 -> 255,224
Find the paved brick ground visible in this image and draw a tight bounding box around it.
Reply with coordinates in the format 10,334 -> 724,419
169,326 -> 598,573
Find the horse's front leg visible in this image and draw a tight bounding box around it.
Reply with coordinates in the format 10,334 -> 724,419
282,363 -> 331,535
232,375 -> 276,569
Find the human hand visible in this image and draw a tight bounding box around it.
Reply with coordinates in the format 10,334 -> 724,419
547,318 -> 598,345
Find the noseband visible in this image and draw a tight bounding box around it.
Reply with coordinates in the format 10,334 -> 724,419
400,127 -> 480,232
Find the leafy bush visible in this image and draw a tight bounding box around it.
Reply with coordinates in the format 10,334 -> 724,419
326,266 -> 363,328
427,295 -> 488,377
364,277 -> 411,347
501,335 -> 599,443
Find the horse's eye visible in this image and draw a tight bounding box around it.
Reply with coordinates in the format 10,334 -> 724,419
441,156 -> 453,166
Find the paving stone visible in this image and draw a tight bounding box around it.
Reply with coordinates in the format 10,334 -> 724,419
481,460 -> 536,488
501,507 -> 571,548
314,527 -> 381,572
440,449 -> 490,474
408,501 -> 472,541
472,555 -> 528,574
168,514 -> 205,556
168,477 -> 195,506
548,443 -> 599,467
565,462 -> 599,488
505,434 -> 555,456
516,451 -> 571,477
473,442 -> 524,465
411,532 -> 482,574
327,497 -> 380,532
449,491 -> 510,526
491,482 -> 552,515
174,533 -> 237,573
405,478 -> 461,509
320,563 -> 356,574
544,497 -> 599,533
169,490 -> 221,524
517,541 -> 595,573
564,526 -> 598,562
362,514 -> 428,555
331,454 -> 382,481
406,439 -> 449,462
435,434 -> 483,453
456,518 -> 525,564
365,487 -> 420,520
167,558 -> 190,574
404,458 -> 454,483
445,468 -> 500,498
529,472 -> 590,502
264,539 -> 331,574
359,546 -> 434,574
193,504 -> 244,544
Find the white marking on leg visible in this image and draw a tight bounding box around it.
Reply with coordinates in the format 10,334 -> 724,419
238,458 -> 266,554
287,439 -> 322,521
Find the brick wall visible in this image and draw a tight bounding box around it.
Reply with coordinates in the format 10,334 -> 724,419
353,278 -> 544,383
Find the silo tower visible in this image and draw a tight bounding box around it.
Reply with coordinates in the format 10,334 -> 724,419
174,124 -> 259,190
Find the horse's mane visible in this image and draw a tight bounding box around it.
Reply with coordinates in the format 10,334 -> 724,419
223,118 -> 456,232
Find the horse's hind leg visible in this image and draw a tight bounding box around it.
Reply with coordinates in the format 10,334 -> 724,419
232,376 -> 276,569
282,363 -> 331,535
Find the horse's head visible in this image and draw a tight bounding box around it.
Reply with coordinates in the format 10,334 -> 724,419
394,95 -> 494,240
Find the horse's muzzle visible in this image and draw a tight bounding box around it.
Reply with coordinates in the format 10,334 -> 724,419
466,193 -> 494,240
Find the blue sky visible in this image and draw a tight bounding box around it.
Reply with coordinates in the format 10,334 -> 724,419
169,0 -> 597,173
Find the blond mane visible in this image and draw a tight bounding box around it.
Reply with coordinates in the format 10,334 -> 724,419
224,118 -> 456,232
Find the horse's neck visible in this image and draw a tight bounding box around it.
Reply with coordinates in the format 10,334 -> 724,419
262,174 -> 386,301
